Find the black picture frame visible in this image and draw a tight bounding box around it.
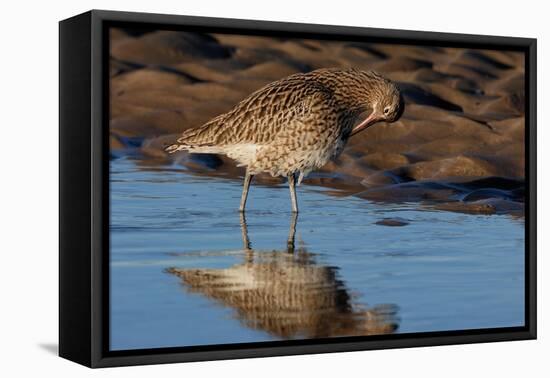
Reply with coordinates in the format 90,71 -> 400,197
59,9 -> 537,368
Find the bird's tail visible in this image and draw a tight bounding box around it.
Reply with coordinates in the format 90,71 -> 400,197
164,143 -> 188,154
164,142 -> 221,154
165,114 -> 225,154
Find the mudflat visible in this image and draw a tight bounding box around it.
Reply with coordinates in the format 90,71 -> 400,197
109,29 -> 525,215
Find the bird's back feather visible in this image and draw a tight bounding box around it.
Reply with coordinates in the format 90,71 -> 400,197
165,72 -> 334,153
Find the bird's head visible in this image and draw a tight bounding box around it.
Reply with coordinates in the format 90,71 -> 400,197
319,69 -> 404,136
348,70 -> 404,136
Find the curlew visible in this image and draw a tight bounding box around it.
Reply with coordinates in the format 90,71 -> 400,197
165,67 -> 404,213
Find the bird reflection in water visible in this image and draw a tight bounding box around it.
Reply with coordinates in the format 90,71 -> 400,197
166,213 -> 399,339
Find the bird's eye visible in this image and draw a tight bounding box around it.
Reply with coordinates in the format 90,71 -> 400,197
384,107 -> 390,115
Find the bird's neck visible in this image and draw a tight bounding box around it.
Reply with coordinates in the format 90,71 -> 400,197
338,109 -> 365,138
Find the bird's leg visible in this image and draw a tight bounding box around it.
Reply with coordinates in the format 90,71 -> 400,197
239,212 -> 254,264
287,211 -> 298,253
239,172 -> 253,212
288,172 -> 299,213
239,211 -> 251,251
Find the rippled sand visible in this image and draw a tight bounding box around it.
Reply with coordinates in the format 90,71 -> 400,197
109,28 -> 525,215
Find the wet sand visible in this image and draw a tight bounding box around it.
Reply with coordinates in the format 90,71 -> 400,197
109,28 -> 525,215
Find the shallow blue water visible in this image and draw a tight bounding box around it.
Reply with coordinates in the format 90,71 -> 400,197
109,157 -> 525,351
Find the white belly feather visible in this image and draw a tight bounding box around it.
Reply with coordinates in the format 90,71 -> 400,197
224,143 -> 259,167
186,137 -> 346,186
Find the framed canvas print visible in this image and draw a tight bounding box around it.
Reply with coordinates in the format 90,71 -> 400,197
59,10 -> 536,368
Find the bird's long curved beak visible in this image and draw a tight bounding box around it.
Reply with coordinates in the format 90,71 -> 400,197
350,112 -> 380,136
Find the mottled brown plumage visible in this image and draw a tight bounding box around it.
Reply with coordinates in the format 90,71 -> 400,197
166,67 -> 404,212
